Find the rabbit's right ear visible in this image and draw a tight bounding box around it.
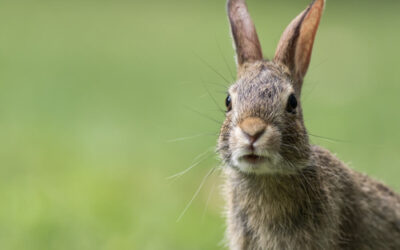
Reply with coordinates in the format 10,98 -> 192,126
227,0 -> 263,78
274,0 -> 325,95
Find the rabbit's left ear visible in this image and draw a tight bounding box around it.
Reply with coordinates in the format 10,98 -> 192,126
274,0 -> 325,94
227,0 -> 263,78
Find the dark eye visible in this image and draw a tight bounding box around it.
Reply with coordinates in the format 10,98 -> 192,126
286,94 -> 297,114
225,95 -> 232,112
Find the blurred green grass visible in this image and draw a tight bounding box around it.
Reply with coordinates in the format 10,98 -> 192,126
0,0 -> 399,249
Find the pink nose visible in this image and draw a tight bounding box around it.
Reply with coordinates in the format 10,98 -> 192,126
239,117 -> 267,145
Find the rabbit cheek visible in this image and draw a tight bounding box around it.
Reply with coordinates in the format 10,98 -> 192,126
260,126 -> 281,153
217,118 -> 233,165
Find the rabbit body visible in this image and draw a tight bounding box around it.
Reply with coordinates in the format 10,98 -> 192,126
219,0 -> 400,249
224,145 -> 400,250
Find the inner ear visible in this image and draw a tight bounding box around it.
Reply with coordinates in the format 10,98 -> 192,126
274,0 -> 325,95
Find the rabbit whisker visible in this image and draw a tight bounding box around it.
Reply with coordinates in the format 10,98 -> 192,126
215,36 -> 235,81
177,80 -> 228,89
166,148 -> 214,181
202,81 -> 226,114
177,167 -> 216,222
167,133 -> 217,143
201,167 -> 221,222
308,133 -> 350,143
184,105 -> 222,125
193,51 -> 231,84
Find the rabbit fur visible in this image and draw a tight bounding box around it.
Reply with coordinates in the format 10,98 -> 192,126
218,0 -> 400,249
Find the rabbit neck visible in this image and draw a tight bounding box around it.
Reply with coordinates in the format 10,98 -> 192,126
225,166 -> 327,248
227,166 -> 324,217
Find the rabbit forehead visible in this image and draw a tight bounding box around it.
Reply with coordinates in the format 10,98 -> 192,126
229,62 -> 294,117
230,61 -> 292,94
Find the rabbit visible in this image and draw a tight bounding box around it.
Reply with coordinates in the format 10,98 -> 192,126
217,0 -> 400,249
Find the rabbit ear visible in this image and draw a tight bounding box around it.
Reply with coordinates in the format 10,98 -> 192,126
274,0 -> 325,94
227,0 -> 263,77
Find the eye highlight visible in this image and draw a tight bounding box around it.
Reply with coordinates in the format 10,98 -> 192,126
225,95 -> 232,112
286,94 -> 298,114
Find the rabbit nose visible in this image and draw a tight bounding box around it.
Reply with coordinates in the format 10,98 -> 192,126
239,117 -> 267,145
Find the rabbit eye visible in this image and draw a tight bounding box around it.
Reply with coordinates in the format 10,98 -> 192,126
286,94 -> 297,114
225,95 -> 232,112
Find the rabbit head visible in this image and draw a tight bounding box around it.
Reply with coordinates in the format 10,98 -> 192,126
218,0 -> 325,174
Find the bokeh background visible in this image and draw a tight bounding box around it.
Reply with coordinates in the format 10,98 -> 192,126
0,0 -> 399,249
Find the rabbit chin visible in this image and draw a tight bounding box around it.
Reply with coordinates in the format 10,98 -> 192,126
231,151 -> 292,175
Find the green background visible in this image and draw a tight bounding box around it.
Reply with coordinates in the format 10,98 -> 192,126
0,0 -> 399,249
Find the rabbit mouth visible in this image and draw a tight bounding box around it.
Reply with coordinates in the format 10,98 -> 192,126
232,150 -> 285,174
240,154 -> 269,165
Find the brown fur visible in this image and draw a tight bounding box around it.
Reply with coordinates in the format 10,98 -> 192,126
227,0 -> 263,76
218,0 -> 400,249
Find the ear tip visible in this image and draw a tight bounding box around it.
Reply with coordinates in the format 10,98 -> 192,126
227,0 -> 247,14
306,0 -> 326,19
312,0 -> 326,11
227,0 -> 245,8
